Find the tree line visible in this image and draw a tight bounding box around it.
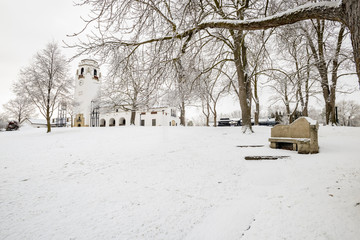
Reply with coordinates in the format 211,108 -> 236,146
2,0 -> 360,132
67,0 -> 358,132
1,42 -> 73,133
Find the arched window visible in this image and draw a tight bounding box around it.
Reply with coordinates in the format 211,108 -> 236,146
80,68 -> 84,75
94,69 -> 97,76
100,119 -> 106,127
119,118 -> 126,126
109,118 -> 115,127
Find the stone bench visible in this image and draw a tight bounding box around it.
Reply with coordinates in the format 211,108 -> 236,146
269,117 -> 319,154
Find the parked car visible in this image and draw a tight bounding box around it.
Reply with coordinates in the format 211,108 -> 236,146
218,118 -> 232,126
235,118 -> 254,126
6,121 -> 19,131
234,119 -> 242,126
258,118 -> 279,126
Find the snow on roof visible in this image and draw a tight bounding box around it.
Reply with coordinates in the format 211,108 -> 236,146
25,119 -> 47,125
147,106 -> 174,110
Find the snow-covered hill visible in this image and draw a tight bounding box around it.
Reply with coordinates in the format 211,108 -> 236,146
1,126 -> 359,239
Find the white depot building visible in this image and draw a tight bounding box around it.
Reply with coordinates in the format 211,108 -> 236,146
74,59 -> 180,127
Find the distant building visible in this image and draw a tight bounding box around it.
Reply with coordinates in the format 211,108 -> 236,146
22,119 -> 55,128
73,59 -> 179,127
21,117 -> 71,129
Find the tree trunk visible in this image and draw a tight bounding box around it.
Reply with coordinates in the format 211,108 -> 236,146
130,110 -> 136,125
329,24 -> 345,125
285,99 -> 291,124
253,74 -> 259,125
343,0 -> 360,87
303,52 -> 310,117
46,105 -> 51,133
305,19 -> 332,124
255,102 -> 259,125
202,101 -> 210,126
303,93 -> 309,117
325,102 -> 331,124
46,116 -> 51,133
239,83 -> 252,132
213,110 -> 217,127
329,91 -> 337,125
180,101 -> 185,126
233,31 -> 252,133
205,112 -> 209,126
294,47 -> 305,116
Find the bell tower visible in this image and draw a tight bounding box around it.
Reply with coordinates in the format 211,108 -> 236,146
74,59 -> 101,127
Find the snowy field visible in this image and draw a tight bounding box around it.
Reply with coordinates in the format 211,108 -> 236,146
1,126 -> 359,240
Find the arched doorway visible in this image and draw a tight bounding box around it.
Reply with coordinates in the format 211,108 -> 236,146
109,118 -> 116,127
75,114 -> 84,127
119,117 -> 126,126
100,119 -> 106,127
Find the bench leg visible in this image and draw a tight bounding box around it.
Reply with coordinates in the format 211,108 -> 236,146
292,143 -> 297,151
270,142 -> 277,148
298,142 -> 310,154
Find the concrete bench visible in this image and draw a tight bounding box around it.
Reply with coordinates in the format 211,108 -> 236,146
269,117 -> 319,154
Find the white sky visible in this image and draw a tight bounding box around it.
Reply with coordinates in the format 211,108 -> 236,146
0,0 -> 359,118
0,0 -> 89,112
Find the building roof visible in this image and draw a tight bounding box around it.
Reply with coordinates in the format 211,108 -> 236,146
24,118 -> 48,125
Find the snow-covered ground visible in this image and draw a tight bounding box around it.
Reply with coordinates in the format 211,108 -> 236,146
1,126 -> 359,240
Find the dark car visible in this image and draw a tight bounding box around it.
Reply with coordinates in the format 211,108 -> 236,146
234,119 -> 241,126
218,118 -> 232,126
235,118 -> 254,126
6,121 -> 19,131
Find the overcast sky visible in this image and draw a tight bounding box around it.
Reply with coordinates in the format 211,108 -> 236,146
0,0 -> 89,112
0,1 -> 359,118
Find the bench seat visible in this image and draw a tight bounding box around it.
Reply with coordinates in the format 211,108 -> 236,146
269,137 -> 311,154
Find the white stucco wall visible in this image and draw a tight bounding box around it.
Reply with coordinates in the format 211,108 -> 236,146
140,108 -> 179,126
98,108 -> 180,127
100,111 -> 133,127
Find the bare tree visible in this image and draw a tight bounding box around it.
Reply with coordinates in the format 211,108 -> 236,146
337,100 -> 360,126
247,29 -> 274,124
273,23 -> 320,118
0,113 -> 9,130
69,0 -> 270,132
14,42 -> 73,133
59,97 -> 78,128
191,0 -> 360,85
301,20 -> 350,125
172,56 -> 198,126
200,99 -> 211,126
70,0 -> 360,131
102,49 -> 163,125
3,96 -> 36,124
266,69 -> 300,124
198,66 -> 229,127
